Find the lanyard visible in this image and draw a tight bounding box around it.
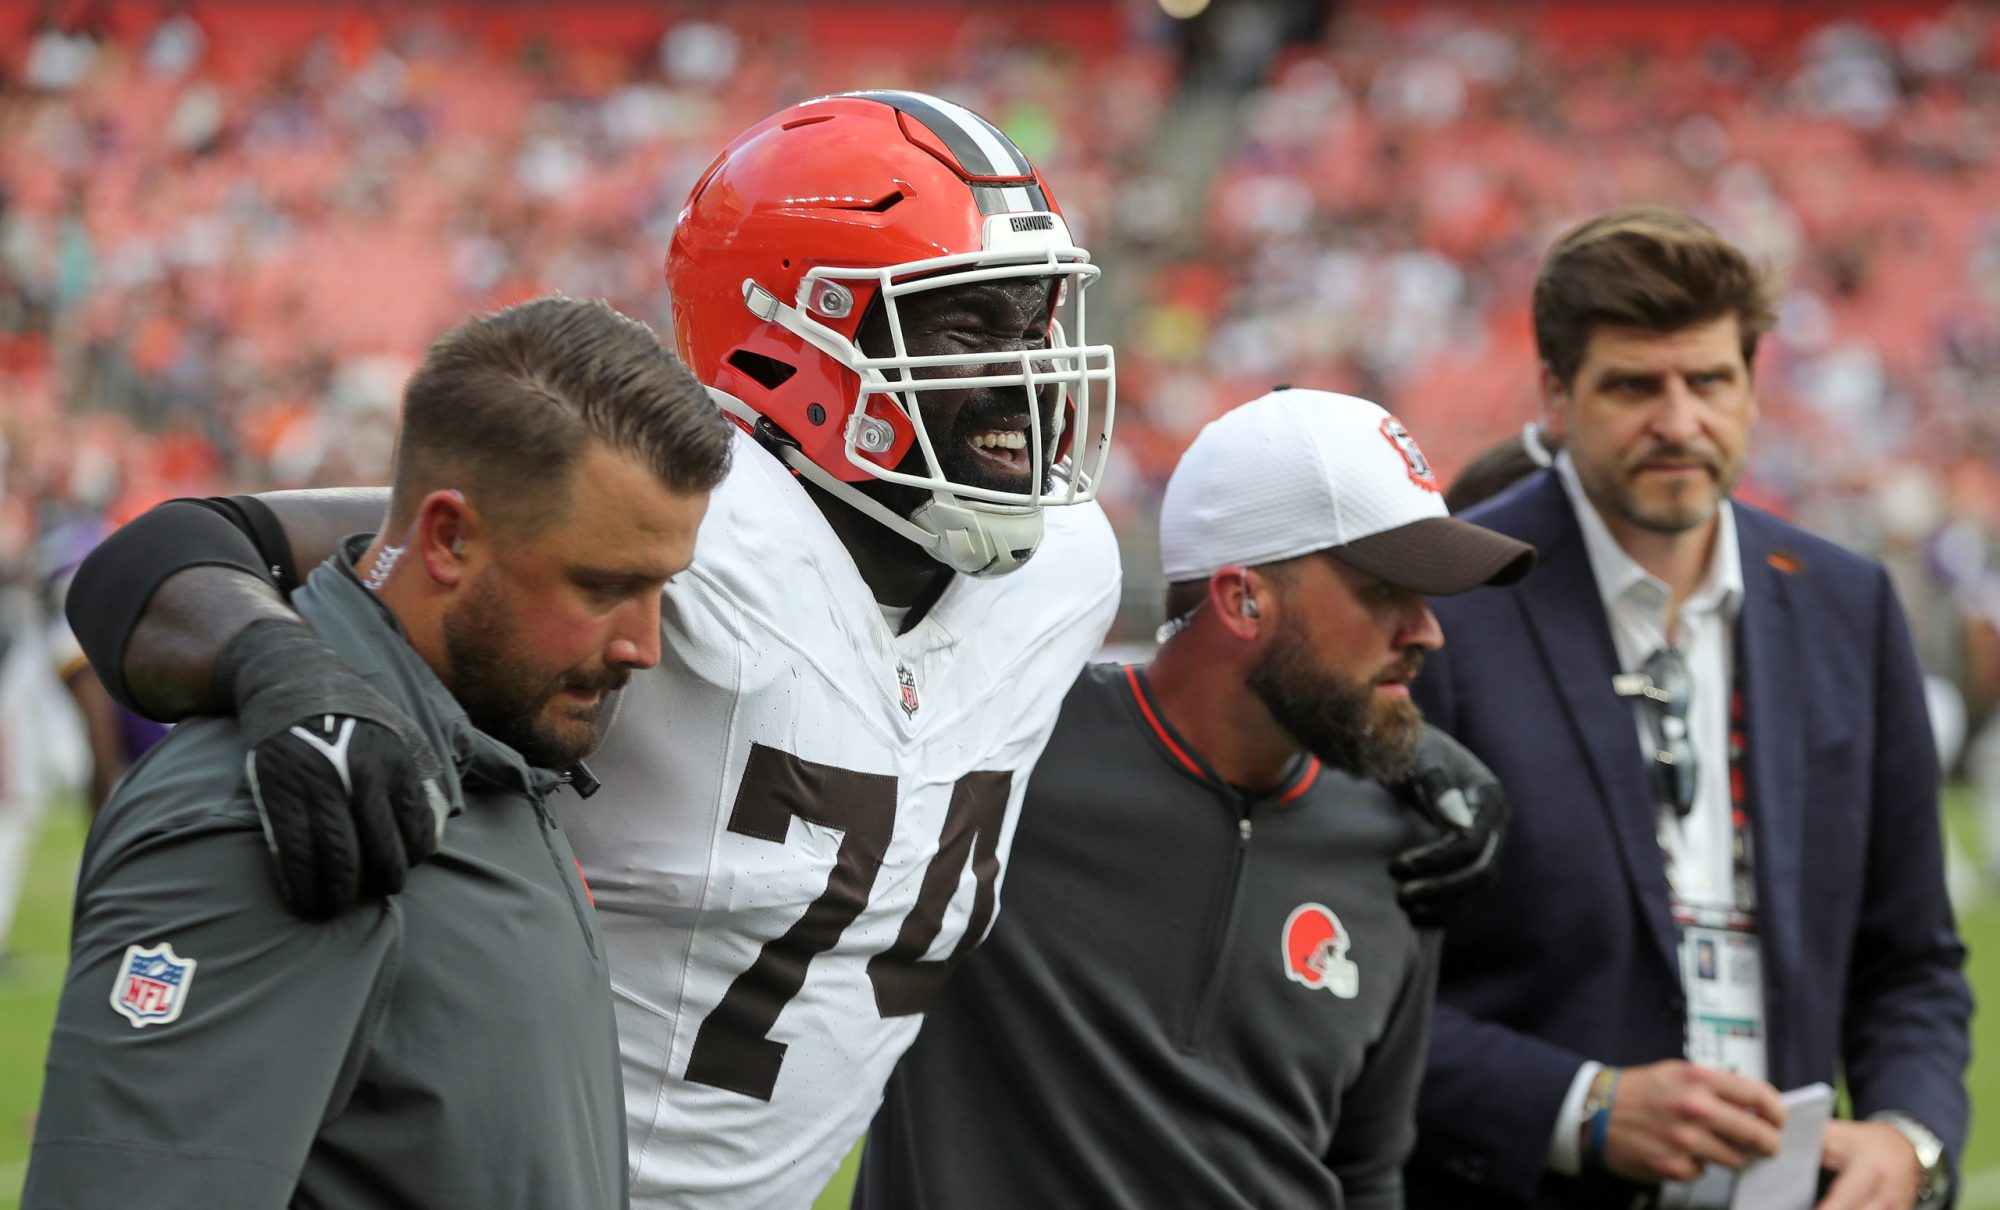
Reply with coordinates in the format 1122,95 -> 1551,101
1657,680 -> 1756,928
1662,679 -> 1767,1088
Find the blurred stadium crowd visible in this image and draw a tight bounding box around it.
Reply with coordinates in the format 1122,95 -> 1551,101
1,0 -> 1998,866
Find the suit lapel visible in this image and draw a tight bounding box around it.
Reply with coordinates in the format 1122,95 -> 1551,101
1511,479 -> 1681,975
1732,511 -> 1807,1045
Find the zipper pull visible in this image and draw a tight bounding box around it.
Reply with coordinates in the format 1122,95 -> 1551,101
1238,817 -> 1253,841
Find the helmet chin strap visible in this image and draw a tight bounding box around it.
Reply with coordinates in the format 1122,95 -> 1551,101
908,494 -> 1045,577
707,386 -> 1046,577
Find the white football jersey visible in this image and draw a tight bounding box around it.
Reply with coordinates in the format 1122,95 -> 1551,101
558,431 -> 1120,1208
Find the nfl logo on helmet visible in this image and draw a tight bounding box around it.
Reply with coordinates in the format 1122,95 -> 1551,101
111,942 -> 197,1028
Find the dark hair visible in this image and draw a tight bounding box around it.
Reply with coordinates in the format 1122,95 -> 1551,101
391,296 -> 733,532
1163,579 -> 1205,626
1533,206 -> 1779,390
1444,427 -> 1563,514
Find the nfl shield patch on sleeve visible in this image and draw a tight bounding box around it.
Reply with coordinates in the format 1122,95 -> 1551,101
111,942 -> 197,1028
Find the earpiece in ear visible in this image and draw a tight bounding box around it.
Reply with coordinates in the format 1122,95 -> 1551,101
1241,597 -> 1260,618
451,537 -> 466,556
1236,566 -> 1259,618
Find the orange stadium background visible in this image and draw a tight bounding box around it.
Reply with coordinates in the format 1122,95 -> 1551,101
0,1 -> 1996,1206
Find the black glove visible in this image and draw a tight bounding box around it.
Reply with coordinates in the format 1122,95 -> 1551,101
218,618 -> 450,919
1390,724 -> 1509,928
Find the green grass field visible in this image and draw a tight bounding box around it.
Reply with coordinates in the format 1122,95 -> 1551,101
5,793 -> 1998,1209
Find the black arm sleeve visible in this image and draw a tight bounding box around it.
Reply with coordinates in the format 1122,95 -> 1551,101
64,495 -> 299,713
206,494 -> 300,592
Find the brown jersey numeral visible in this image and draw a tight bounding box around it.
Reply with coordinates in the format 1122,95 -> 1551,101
682,745 -> 1009,1101
867,770 -> 1010,1016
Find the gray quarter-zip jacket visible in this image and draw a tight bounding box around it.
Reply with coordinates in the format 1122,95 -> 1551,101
856,662 -> 1440,1209
25,542 -> 626,1209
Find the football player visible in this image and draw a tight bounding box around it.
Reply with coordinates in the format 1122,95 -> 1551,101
65,91 -> 1118,1208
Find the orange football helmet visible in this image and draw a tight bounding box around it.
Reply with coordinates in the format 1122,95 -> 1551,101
667,90 -> 1114,576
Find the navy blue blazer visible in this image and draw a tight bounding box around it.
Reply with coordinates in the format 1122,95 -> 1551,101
1405,469 -> 1971,1210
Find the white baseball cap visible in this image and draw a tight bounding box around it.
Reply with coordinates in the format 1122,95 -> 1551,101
1159,387 -> 1535,595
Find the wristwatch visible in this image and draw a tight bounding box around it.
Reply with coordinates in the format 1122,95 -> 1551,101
1871,1111 -> 1949,1209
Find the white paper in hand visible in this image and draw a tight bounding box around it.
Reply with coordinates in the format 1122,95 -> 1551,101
1728,1082 -> 1834,1210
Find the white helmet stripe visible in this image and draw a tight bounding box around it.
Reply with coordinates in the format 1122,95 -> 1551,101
845,90 -> 1034,178
925,95 -> 1033,175
971,184 -> 1050,215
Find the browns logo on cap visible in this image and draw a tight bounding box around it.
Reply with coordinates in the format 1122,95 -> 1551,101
1159,388 -> 1535,596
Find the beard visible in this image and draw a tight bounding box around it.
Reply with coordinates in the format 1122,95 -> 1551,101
440,575 -> 630,769
1599,439 -> 1742,535
1245,617 -> 1426,785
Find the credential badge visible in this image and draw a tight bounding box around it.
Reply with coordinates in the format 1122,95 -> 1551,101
111,941 -> 197,1028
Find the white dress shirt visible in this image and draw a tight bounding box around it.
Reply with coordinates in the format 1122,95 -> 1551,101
1545,452 -> 1750,1175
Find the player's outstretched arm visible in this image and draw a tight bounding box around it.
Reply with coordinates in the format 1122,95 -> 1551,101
67,489 -> 447,919
68,489 -> 384,717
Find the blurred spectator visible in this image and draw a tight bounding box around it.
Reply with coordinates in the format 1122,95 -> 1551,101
23,2 -> 102,92
39,522 -> 169,817
1109,0 -> 2000,650
0,0 -> 1168,637
0,580 -> 86,962
1444,422 -> 1559,514
0,0 -> 1994,673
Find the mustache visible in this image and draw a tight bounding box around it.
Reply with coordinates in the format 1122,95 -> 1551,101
560,666 -> 631,695
1376,650 -> 1425,685
1628,441 -> 1721,474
